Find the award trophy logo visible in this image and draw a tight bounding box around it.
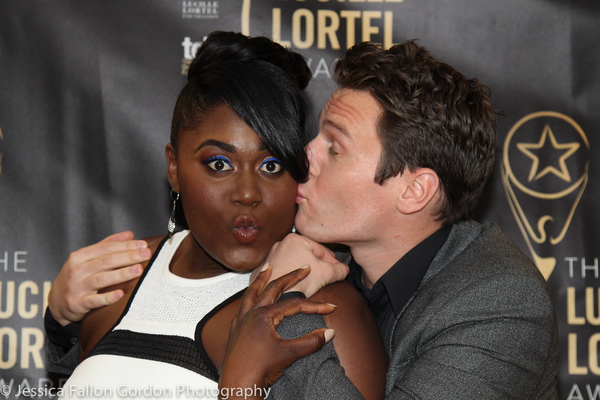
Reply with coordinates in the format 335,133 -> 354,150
501,111 -> 589,280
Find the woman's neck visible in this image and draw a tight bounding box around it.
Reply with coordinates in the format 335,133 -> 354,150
169,234 -> 232,279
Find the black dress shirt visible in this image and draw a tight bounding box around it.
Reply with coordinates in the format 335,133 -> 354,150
347,225 -> 451,336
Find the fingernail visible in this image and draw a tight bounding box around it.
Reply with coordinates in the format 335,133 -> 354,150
136,241 -> 148,249
131,265 -> 143,275
326,303 -> 337,308
324,329 -> 335,343
140,249 -> 152,258
299,264 -> 310,269
261,262 -> 271,272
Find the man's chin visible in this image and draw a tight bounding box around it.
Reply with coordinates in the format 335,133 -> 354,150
295,219 -> 334,243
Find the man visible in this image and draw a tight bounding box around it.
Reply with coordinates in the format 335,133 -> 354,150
46,40 -> 558,399
218,41 -> 559,399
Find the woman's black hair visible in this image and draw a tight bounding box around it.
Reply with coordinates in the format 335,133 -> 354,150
170,31 -> 312,183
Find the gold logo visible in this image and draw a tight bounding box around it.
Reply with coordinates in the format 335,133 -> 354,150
501,111 -> 589,280
241,0 -> 402,50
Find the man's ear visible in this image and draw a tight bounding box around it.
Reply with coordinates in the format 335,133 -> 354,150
396,168 -> 440,215
165,144 -> 180,192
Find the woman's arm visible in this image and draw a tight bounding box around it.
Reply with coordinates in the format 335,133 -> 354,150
270,281 -> 387,400
219,266 -> 387,400
313,281 -> 387,400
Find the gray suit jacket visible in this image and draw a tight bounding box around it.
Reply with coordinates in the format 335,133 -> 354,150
268,221 -> 558,399
381,220 -> 558,399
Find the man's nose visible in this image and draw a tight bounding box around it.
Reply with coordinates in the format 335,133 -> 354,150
306,138 -> 320,177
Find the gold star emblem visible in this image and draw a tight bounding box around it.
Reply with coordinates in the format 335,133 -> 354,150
516,124 -> 579,183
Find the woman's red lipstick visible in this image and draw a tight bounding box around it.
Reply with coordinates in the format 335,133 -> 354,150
232,215 -> 260,244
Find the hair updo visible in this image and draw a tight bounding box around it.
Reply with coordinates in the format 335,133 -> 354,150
170,31 -> 312,183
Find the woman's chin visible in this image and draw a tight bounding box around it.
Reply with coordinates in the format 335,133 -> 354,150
219,251 -> 267,273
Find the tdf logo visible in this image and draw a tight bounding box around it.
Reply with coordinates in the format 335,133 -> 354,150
501,112 -> 590,280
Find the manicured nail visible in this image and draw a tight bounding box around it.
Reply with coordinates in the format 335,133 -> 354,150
136,241 -> 148,249
299,264 -> 310,269
261,262 -> 271,272
326,303 -> 337,308
324,329 -> 335,343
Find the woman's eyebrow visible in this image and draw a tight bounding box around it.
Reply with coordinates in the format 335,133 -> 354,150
195,139 -> 237,154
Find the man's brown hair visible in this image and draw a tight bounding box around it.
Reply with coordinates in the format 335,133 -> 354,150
335,40 -> 497,225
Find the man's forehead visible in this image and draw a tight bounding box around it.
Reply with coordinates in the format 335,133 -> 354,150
324,88 -> 345,110
319,89 -> 381,132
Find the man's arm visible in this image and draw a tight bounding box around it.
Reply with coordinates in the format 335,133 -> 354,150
251,233 -> 349,297
44,308 -> 80,374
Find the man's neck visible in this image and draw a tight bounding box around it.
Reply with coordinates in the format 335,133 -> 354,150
349,220 -> 443,288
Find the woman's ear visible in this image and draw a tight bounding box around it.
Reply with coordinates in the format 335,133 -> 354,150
165,144 -> 180,192
396,168 -> 440,215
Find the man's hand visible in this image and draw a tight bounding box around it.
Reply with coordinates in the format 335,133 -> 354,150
48,231 -> 151,326
251,234 -> 349,298
219,264 -> 336,399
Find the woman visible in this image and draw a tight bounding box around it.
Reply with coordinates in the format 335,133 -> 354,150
53,32 -> 386,399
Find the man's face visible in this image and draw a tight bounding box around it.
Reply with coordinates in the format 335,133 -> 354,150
295,88 -> 399,245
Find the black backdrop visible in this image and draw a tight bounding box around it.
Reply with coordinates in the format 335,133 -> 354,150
1,1 -> 599,398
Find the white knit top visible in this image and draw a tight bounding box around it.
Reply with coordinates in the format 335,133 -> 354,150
60,231 -> 250,400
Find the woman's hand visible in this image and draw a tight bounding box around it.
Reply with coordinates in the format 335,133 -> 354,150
48,231 -> 151,326
219,265 -> 336,399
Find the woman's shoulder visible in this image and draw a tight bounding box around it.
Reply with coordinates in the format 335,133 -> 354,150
78,234 -> 168,360
144,234 -> 168,250
311,280 -> 366,309
311,280 -> 383,354
78,275 -> 140,361
312,280 -> 388,400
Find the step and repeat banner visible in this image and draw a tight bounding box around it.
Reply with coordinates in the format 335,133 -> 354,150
1,1 -> 599,398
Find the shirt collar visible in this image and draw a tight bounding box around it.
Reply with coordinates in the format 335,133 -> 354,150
348,225 -> 451,317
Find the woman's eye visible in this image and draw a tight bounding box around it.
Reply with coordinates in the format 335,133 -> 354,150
205,156 -> 234,172
259,158 -> 284,174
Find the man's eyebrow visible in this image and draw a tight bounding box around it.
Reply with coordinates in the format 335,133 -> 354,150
195,139 -> 236,154
323,119 -> 352,139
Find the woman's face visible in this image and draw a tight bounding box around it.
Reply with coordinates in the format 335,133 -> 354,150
166,104 -> 298,272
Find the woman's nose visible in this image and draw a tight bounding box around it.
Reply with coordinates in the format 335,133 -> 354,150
230,169 -> 263,206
